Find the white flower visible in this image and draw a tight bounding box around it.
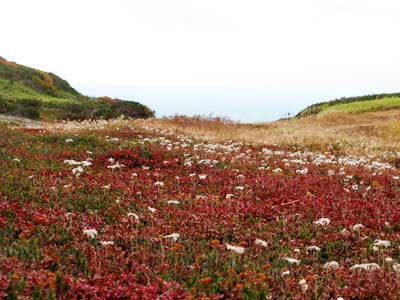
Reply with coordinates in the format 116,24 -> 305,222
237,174 -> 245,180
83,228 -> 98,239
127,212 -> 140,220
393,264 -> 400,273
107,162 -> 125,170
100,241 -> 114,246
65,138 -> 74,143
373,239 -> 391,248
350,263 -> 380,271
226,194 -> 234,199
72,166 -> 84,176
164,233 -> 180,241
235,186 -> 244,191
81,161 -> 92,167
337,297 -> 344,300
281,270 -> 290,276
299,279 -> 308,293
282,257 -> 300,265
323,261 -> 339,269
64,160 -> 81,165
65,212 -> 74,218
385,257 -> 394,263
154,181 -> 164,187
272,168 -> 283,173
352,224 -> 365,231
167,200 -> 180,205
12,158 -> 21,163
314,218 -> 331,226
101,184 -> 111,189
198,174 -> 207,180
255,239 -> 268,247
148,206 -> 156,213
293,248 -> 301,254
296,168 -> 308,175
108,157 -> 115,163
131,173 -> 138,177
306,245 -> 321,252
226,244 -> 245,254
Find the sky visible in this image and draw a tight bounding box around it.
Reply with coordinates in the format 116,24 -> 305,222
2,0 -> 400,122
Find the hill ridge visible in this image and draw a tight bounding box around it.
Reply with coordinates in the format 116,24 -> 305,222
0,57 -> 154,120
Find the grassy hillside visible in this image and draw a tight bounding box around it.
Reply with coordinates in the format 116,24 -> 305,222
297,93 -> 400,117
0,57 -> 154,120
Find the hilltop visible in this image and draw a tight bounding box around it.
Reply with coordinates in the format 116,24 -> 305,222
297,92 -> 400,117
0,57 -> 154,120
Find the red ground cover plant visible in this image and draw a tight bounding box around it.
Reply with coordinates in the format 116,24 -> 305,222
0,123 -> 399,299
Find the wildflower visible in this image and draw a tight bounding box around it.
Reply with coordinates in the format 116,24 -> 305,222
148,206 -> 156,213
83,229 -> 98,239
255,239 -> 268,247
226,194 -> 234,199
314,218 -> 330,226
373,239 -> 391,248
323,261 -> 339,269
101,184 -> 111,189
12,158 -> 21,163
352,224 -> 365,231
296,168 -> 308,175
64,160 -> 81,165
154,181 -> 164,187
100,241 -> 114,246
237,174 -> 245,180
306,245 -> 321,253
299,279 -> 308,293
167,200 -> 180,205
164,233 -> 180,241
72,166 -> 84,176
235,186 -> 244,191
350,263 -> 380,271
393,264 -> 400,273
198,174 -> 207,180
81,161 -> 92,167
281,270 -> 290,276
282,257 -> 300,265
272,168 -> 283,173
385,257 -> 394,263
226,244 -> 245,254
107,162 -> 125,170
127,212 -> 139,220
293,248 -> 301,254
65,138 -> 74,143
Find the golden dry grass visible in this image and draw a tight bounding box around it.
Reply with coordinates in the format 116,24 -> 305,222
1,109 -> 399,157
143,110 -> 400,156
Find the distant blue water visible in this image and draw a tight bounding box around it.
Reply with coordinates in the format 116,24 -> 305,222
75,85 -> 396,123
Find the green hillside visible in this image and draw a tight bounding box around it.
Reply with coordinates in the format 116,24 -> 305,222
0,57 -> 154,120
297,93 -> 400,117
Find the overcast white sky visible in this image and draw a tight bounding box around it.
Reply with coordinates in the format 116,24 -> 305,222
2,0 -> 400,121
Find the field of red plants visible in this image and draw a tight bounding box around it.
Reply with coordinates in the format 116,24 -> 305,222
0,119 -> 399,299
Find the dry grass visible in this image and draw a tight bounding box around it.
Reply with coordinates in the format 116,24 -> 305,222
144,110 -> 400,156
1,110 -> 399,157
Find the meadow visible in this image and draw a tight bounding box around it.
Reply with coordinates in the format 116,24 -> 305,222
0,115 -> 399,299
